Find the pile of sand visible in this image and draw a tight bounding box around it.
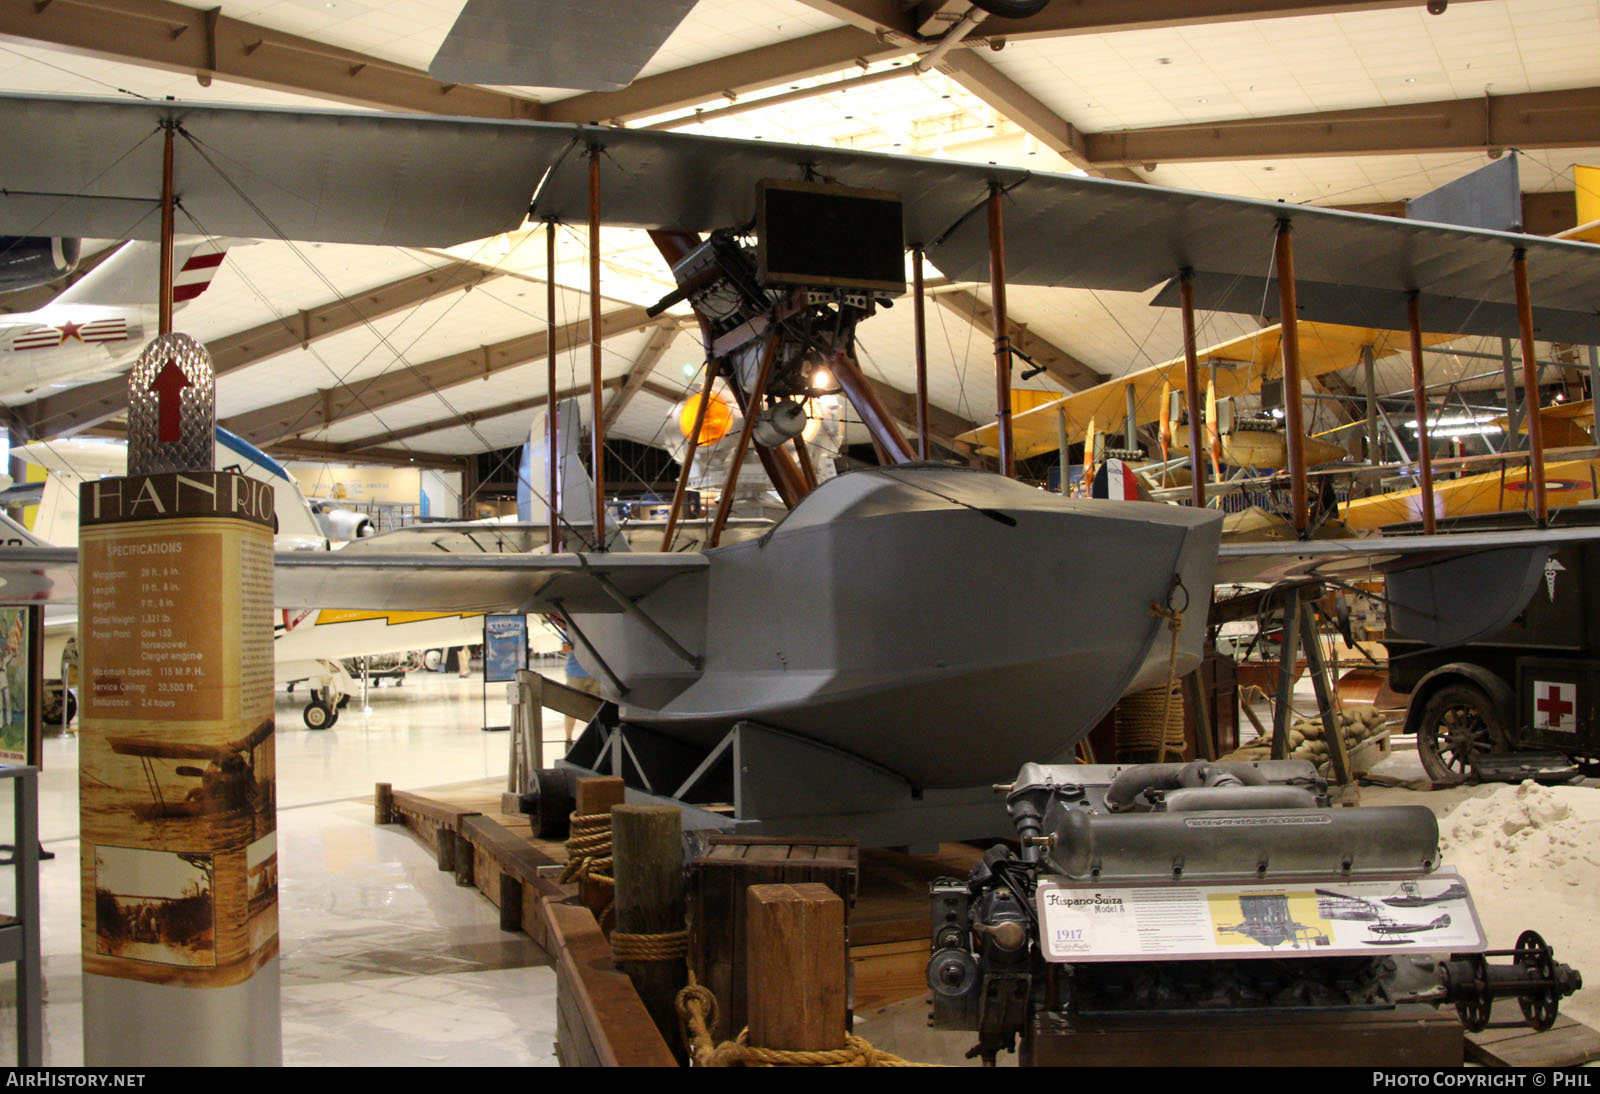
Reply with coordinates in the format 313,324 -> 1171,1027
1436,781 -> 1600,1028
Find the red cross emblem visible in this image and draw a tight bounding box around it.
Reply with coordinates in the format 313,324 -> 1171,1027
1534,681 -> 1577,733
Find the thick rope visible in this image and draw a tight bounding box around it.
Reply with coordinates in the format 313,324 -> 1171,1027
1148,600 -> 1186,762
611,928 -> 689,963
560,811 -> 614,888
674,973 -> 931,1067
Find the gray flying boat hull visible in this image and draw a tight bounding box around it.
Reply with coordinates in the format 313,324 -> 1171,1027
575,466 -> 1222,788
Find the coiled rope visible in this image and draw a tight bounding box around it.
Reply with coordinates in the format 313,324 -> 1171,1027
560,811 -> 615,888
611,928 -> 689,963
674,973 -> 930,1067
1147,596 -> 1186,762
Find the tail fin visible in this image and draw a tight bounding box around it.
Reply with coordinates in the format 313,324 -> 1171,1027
51,237 -> 238,310
0,509 -> 47,547
1090,457 -> 1157,502
521,399 -> 627,549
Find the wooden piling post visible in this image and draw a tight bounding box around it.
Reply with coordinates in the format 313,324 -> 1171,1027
611,804 -> 687,1064
374,782 -> 393,825
453,830 -> 475,888
746,882 -> 847,1053
435,824 -> 455,872
499,874 -> 523,933
573,776 -> 625,918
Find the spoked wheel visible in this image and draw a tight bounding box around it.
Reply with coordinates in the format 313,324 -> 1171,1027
1515,930 -> 1561,1031
1417,683 -> 1507,781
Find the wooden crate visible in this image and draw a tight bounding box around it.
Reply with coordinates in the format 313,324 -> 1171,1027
688,836 -> 859,1041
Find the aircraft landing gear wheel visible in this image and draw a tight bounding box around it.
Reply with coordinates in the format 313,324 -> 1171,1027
1417,682 -> 1507,781
304,700 -> 335,730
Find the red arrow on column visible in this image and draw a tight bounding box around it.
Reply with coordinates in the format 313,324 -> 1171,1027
148,357 -> 193,444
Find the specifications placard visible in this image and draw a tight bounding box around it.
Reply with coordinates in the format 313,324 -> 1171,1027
1036,870 -> 1484,962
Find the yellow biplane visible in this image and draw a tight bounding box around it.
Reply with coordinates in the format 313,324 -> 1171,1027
958,320 -> 1455,476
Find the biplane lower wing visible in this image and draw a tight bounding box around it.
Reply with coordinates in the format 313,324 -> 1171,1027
1218,525 -> 1600,646
273,551 -> 708,614
1216,524 -> 1600,583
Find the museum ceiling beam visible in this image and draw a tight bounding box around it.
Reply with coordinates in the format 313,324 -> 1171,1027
801,0 -> 1490,42
220,303 -> 658,447
935,288 -> 1108,393
0,0 -> 542,118
339,377 -> 629,453
542,25 -> 909,125
261,437 -> 465,470
13,260 -> 501,440
1084,86 -> 1600,166
1334,191 -> 1577,237
932,52 -> 1141,182
84,418 -> 465,469
862,375 -> 983,463
602,323 -> 683,432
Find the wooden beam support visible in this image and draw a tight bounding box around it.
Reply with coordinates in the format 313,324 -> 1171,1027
17,261 -> 501,439
1407,291 -> 1438,534
988,184 -> 1014,477
1513,249 -> 1549,525
862,376 -> 979,458
1086,84 -> 1600,166
935,51 -> 1142,182
1179,269 -> 1206,510
1275,220 -> 1309,536
219,304 -> 655,446
543,25 -> 907,126
934,288 -> 1107,392
0,0 -> 541,119
803,0 -> 1478,43
912,247 -> 930,460
602,323 -> 679,432
338,377 -> 626,453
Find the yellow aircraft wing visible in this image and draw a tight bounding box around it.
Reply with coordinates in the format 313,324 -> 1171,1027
959,321 -> 1453,461
1343,455 -> 1600,531
1493,399 -> 1594,448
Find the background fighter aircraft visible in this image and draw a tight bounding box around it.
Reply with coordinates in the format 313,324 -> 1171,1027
0,236 -> 82,293
1,94 -> 1599,832
0,237 -> 232,402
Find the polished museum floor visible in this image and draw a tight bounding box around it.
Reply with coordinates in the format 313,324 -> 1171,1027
0,667 -> 568,1067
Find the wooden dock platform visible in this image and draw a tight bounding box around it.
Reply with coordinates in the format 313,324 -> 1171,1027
378,778 -> 1593,1069
375,777 -> 978,1066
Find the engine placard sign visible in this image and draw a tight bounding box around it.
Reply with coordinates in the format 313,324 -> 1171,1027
1035,870 -> 1483,962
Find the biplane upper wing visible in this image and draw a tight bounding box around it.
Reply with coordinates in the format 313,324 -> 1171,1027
1,95 -> 1599,340
957,321 -> 1458,461
106,734 -> 235,762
